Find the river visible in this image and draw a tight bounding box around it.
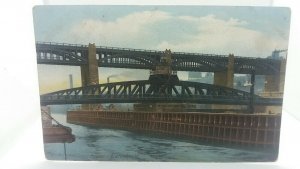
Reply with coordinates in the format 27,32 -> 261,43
44,106 -> 276,162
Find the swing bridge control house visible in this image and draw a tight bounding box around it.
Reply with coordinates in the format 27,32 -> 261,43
37,42 -> 285,150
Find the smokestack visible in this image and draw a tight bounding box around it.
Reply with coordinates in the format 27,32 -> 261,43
69,74 -> 73,88
107,77 -> 110,83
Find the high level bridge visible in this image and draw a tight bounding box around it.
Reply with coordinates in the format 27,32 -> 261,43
36,42 -> 281,75
37,42 -> 286,112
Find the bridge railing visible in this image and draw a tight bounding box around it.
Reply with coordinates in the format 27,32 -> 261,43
36,41 -> 241,58
36,41 -> 88,47
96,45 -> 163,53
173,52 -> 227,57
36,41 -> 281,61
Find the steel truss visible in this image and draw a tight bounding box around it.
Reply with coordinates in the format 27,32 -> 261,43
36,42 -> 281,75
40,80 -> 282,106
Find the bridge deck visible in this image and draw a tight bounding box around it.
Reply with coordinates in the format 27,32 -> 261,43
36,42 -> 282,75
40,80 -> 282,106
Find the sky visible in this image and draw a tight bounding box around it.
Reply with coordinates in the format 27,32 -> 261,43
33,6 -> 291,94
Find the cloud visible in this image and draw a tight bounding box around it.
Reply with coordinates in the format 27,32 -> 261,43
56,11 -> 288,58
62,11 -> 171,47
157,15 -> 288,57
37,10 -> 290,93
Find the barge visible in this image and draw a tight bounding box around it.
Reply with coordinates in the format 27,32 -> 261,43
67,110 -> 280,150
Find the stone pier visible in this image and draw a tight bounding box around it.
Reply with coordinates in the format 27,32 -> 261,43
212,54 -> 236,110
80,43 -> 99,86
265,59 -> 286,93
256,59 -> 286,114
214,54 -> 234,88
80,43 -> 99,110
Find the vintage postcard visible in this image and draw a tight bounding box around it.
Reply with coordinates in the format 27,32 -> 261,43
33,6 -> 290,161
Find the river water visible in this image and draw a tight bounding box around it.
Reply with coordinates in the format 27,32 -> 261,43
44,106 -> 277,162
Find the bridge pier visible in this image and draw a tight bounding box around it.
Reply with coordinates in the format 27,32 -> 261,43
265,59 -> 286,92
213,54 -> 234,88
212,54 -> 237,110
256,59 -> 286,114
249,71 -> 256,113
80,43 -> 99,110
81,43 -> 99,86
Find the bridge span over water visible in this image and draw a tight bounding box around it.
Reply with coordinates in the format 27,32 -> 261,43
40,79 -> 282,106
36,42 -> 281,75
37,42 -> 285,113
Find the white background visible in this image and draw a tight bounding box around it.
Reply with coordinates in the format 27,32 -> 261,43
0,0 -> 299,169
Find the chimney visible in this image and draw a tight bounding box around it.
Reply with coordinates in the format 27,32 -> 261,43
69,74 -> 73,88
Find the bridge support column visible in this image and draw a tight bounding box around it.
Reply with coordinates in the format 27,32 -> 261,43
249,71 -> 255,113
212,54 -> 236,110
80,43 -> 99,110
265,59 -> 286,92
256,59 -> 286,114
213,54 -> 234,88
81,43 -> 99,86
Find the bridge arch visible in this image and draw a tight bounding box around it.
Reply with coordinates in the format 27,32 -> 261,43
172,58 -> 225,71
36,42 -> 283,75
36,46 -> 87,65
98,53 -> 157,69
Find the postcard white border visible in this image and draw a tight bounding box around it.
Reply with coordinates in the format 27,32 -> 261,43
1,0 -> 300,169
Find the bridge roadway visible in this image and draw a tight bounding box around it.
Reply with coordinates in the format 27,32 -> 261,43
36,42 -> 281,75
40,80 -> 282,106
